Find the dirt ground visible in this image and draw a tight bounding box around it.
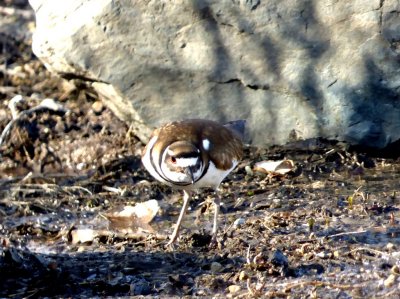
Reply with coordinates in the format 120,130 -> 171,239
1,1 -> 400,298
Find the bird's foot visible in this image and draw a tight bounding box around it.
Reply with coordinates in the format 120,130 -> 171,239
208,234 -> 218,249
165,239 -> 177,251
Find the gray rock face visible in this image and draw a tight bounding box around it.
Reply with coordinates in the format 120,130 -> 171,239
29,0 -> 400,148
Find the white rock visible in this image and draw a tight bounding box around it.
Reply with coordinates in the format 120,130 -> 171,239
233,218 -> 246,227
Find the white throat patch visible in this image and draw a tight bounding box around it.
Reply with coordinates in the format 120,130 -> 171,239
175,157 -> 198,167
160,147 -> 203,184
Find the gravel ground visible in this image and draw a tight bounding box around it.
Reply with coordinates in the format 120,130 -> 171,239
1,1 -> 400,298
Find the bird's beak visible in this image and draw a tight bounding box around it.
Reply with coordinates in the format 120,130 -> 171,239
186,167 -> 195,184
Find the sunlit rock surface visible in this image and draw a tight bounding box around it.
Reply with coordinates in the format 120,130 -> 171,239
29,0 -> 400,148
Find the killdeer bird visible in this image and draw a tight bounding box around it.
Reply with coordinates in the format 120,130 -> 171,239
142,119 -> 245,246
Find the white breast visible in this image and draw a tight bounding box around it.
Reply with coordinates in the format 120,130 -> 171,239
192,160 -> 238,190
143,136 -> 237,190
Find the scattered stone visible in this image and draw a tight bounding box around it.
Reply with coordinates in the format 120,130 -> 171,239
92,100 -> 104,114
387,243 -> 395,250
316,251 -> 331,259
391,265 -> 400,275
233,218 -> 245,227
228,285 -> 241,294
210,262 -> 223,274
333,250 -> 340,258
70,228 -> 97,244
239,271 -> 248,281
270,249 -> 289,268
384,274 -> 397,288
245,165 -> 253,176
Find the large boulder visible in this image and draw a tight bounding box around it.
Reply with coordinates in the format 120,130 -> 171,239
29,0 -> 400,148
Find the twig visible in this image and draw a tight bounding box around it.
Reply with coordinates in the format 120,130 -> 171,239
20,171 -> 34,183
64,186 -> 93,195
247,278 -> 266,297
264,280 -> 363,291
0,86 -> 17,94
246,245 -> 251,264
2,182 -> 93,198
375,287 -> 400,298
328,230 -> 367,238
344,247 -> 391,259
103,185 -> 122,194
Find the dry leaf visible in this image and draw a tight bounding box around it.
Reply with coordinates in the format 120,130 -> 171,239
105,199 -> 160,231
110,199 -> 159,223
311,180 -> 325,189
70,228 -> 97,244
254,159 -> 294,175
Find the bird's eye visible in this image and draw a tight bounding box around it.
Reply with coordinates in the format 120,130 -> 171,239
171,157 -> 176,163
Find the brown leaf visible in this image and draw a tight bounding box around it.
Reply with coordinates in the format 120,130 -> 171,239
105,199 -> 160,231
254,159 -> 294,175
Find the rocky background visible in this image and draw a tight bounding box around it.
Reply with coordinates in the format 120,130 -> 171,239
30,0 -> 400,149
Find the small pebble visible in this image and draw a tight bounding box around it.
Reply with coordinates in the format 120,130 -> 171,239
387,243 -> 395,250
391,265 -> 400,275
273,198 -> 281,204
210,261 -> 222,273
245,165 -> 253,175
384,274 -> 397,288
92,100 -> 104,114
316,251 -> 330,259
228,285 -> 241,294
77,162 -> 86,170
270,249 -> 289,268
233,218 -> 245,227
120,188 -> 129,197
239,270 -> 248,281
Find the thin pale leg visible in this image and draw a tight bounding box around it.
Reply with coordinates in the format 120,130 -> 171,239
167,190 -> 191,246
210,192 -> 221,245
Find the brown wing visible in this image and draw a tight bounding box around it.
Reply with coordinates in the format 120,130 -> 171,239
199,121 -> 243,170
145,119 -> 243,171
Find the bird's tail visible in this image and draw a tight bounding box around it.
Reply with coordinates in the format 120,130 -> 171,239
224,120 -> 246,141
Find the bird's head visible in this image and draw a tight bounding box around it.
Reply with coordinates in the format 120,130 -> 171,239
161,141 -> 203,185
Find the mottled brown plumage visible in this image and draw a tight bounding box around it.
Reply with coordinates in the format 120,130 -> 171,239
147,119 -> 243,171
141,119 -> 245,246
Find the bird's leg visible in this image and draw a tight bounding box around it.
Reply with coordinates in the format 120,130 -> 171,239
210,191 -> 221,246
167,190 -> 191,247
